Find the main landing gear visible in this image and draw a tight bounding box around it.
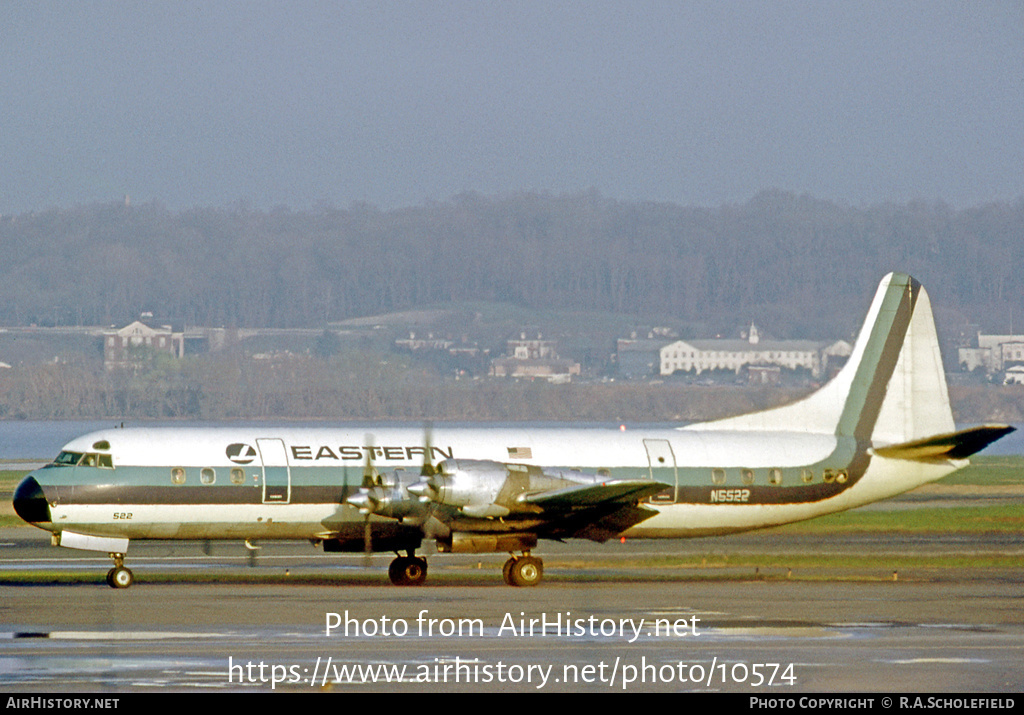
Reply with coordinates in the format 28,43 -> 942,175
106,553 -> 133,589
503,552 -> 543,587
388,552 -> 428,586
385,551 -> 544,586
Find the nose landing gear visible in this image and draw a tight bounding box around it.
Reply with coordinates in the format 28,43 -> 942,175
106,553 -> 133,589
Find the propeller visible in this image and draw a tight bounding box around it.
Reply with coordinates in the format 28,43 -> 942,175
362,434 -> 377,566
343,427 -> 441,560
407,421 -> 441,501
362,433 -> 380,488
363,515 -> 373,567
338,434 -> 380,565
420,421 -> 437,477
406,476 -> 439,501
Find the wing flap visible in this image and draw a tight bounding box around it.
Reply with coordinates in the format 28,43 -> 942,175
519,479 -> 667,509
568,504 -> 661,542
872,424 -> 1015,461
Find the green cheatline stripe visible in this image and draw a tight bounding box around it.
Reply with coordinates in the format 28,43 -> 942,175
835,273 -> 918,440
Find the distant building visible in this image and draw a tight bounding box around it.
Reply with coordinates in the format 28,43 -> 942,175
490,332 -> 580,382
489,357 -> 581,381
505,333 -> 558,360
959,332 -> 1024,374
103,320 -> 184,370
1004,366 -> 1024,385
394,332 -> 485,369
395,331 -> 454,351
658,324 -> 851,379
747,365 -> 782,385
615,338 -> 672,379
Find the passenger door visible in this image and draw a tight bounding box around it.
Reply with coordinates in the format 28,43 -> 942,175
257,438 -> 291,503
643,439 -> 677,503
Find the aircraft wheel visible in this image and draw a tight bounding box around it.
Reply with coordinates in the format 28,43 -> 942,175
502,557 -> 516,585
389,556 -> 427,586
509,556 -> 543,587
109,566 -> 134,589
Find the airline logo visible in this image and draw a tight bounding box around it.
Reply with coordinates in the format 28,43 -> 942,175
289,445 -> 454,462
226,443 -> 258,465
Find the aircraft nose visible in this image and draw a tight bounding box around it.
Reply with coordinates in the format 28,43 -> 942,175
13,476 -> 51,524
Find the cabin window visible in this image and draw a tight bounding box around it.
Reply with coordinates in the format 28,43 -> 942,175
823,469 -> 836,484
741,469 -> 754,485
711,468 -> 726,485
201,468 -> 216,485
171,467 -> 186,485
230,468 -> 246,485
768,468 -> 782,485
596,468 -> 610,477
836,469 -> 849,484
801,468 -> 814,483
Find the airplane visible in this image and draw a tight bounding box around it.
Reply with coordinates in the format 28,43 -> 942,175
12,273 -> 1014,588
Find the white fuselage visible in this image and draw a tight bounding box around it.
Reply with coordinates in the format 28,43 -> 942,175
24,424 -> 961,544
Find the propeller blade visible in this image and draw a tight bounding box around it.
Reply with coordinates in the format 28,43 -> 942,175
362,433 -> 378,488
420,421 -> 437,477
363,515 -> 372,567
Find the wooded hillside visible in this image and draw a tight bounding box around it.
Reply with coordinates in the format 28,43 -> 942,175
3,190 -> 1021,337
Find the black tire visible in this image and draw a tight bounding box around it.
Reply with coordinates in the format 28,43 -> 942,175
401,557 -> 427,586
110,567 -> 133,589
509,556 -> 543,587
388,556 -> 410,585
389,556 -> 427,586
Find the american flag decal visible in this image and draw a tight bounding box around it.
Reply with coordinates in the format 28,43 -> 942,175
507,447 -> 532,459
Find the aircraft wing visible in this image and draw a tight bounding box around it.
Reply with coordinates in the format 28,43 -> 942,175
519,479 -> 668,509
518,479 -> 666,542
398,460 -> 668,542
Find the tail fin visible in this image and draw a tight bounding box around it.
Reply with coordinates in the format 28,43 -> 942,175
685,273 -> 957,444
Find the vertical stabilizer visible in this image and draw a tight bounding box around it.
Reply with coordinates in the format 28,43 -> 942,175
684,273 -> 955,443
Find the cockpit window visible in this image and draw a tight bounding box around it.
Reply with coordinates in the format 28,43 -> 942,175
53,451 -> 84,466
50,451 -> 114,468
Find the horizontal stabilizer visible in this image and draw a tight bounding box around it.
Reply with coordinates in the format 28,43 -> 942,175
520,479 -> 666,509
872,425 -> 1015,461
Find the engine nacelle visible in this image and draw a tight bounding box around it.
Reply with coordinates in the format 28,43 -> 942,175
436,532 -> 538,554
347,467 -> 429,519
406,458 -> 595,519
431,459 -> 511,518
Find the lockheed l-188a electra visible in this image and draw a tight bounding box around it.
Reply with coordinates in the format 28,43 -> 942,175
12,274 -> 1013,588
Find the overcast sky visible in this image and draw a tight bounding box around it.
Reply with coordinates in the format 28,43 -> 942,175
2,1 -> 1022,213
